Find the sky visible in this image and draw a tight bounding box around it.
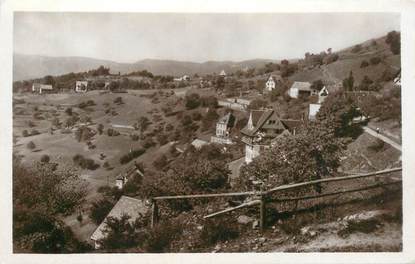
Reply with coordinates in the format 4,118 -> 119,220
14,12 -> 400,63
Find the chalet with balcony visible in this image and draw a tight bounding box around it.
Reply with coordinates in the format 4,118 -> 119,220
241,109 -> 302,163
211,112 -> 236,144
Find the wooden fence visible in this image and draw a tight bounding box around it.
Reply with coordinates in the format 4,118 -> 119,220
150,167 -> 402,230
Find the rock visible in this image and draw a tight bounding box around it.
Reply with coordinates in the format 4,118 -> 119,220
252,220 -> 259,229
238,215 -> 254,225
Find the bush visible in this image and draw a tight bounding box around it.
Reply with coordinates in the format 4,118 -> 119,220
130,134 -> 140,141
153,154 -> 168,170
367,139 -> 385,152
89,199 -> 115,225
26,141 -> 36,150
107,128 -> 120,137
144,221 -> 183,253
22,130 -> 29,137
142,138 -> 156,149
65,107 -> 73,116
369,57 -> 381,65
114,97 -> 123,104
200,218 -> 239,246
119,149 -> 146,164
30,129 -> 40,136
40,154 -> 50,163
73,154 -> 100,170
185,93 -> 201,109
97,124 -> 104,135
360,60 -> 369,68
338,219 -> 381,238
351,44 -> 362,53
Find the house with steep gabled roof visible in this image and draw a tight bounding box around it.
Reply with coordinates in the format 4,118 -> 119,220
211,112 -> 236,144
318,86 -> 329,104
90,196 -> 149,249
241,109 -> 302,163
75,81 -> 88,93
264,75 -> 283,92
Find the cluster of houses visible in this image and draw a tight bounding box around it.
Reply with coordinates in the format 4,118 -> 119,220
31,79 -> 112,94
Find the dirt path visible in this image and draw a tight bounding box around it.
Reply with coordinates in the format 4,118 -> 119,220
363,126 -> 402,151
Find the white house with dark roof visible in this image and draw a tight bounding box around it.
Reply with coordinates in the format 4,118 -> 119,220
211,112 -> 236,144
318,86 -> 329,104
90,196 -> 149,249
241,109 -> 302,163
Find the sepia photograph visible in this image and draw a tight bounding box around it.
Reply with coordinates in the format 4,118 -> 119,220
1,1 -> 415,262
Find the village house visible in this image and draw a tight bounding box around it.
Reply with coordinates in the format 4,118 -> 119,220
75,81 -> 88,93
264,75 -> 283,93
115,164 -> 144,189
318,86 -> 329,104
241,109 -> 302,163
219,70 -> 227,77
174,75 -> 190,82
191,138 -> 209,149
211,112 -> 236,144
288,81 -> 318,99
308,86 -> 329,120
90,196 -> 149,249
32,83 -> 54,94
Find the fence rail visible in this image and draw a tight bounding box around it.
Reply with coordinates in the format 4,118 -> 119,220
151,167 -> 402,229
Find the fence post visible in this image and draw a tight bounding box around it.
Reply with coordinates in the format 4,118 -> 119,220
259,195 -> 266,231
151,200 -> 159,228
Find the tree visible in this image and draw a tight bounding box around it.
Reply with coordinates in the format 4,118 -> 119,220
40,155 -> 50,163
342,71 -> 354,91
97,124 -> 104,135
65,107 -> 73,116
316,91 -> 362,138
153,154 -> 168,170
248,99 -> 268,110
238,122 -> 346,196
136,116 -> 151,136
185,93 -> 201,109
27,141 -> 36,150
13,157 -> 89,252
386,30 -> 400,55
89,199 -> 115,225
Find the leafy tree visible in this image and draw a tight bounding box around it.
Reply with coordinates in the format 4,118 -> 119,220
342,71 -> 354,91
97,124 -> 104,135
40,155 -> 50,163
386,30 -> 401,55
89,199 -> 115,225
185,93 -> 201,109
27,141 -> 36,150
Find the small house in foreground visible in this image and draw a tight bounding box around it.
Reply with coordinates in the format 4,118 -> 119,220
32,83 -> 53,94
90,196 -> 149,249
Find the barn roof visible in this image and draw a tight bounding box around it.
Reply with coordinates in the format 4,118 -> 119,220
291,81 -> 312,91
90,196 -> 149,242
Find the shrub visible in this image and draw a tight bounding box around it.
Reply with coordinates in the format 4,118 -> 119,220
386,30 -> 400,55
153,154 -> 168,170
185,93 -> 201,109
65,107 -> 73,116
144,221 -> 183,253
130,134 -> 140,141
89,199 -> 115,225
338,219 -> 381,238
26,141 -> 36,150
119,149 -> 146,164
370,57 -> 381,65
351,44 -> 362,53
107,128 -> 120,137
30,129 -> 40,136
114,97 -> 123,104
97,124 -> 104,135
367,139 -> 385,152
360,60 -> 369,68
142,138 -> 156,149
200,218 -> 239,246
73,154 -> 100,170
22,130 -> 29,137
40,154 -> 50,163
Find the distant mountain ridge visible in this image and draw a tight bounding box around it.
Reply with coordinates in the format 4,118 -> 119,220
13,54 -> 277,81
